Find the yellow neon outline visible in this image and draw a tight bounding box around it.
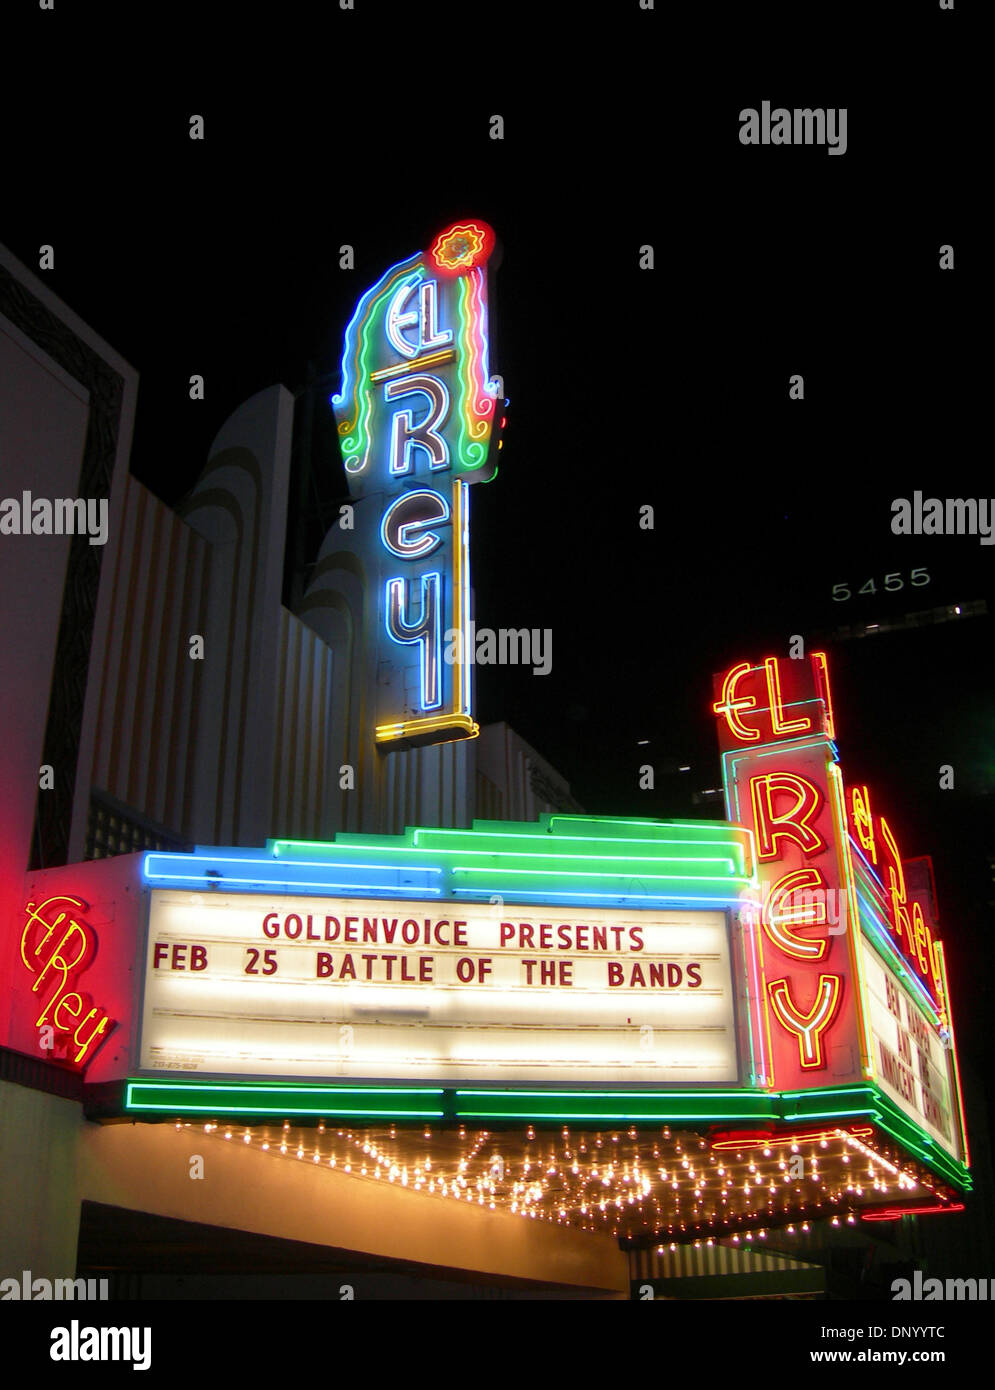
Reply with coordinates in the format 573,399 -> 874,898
370,348 -> 456,383
762,868 -> 829,961
830,765 -> 874,1078
750,772 -> 824,861
712,662 -> 761,742
936,941 -> 970,1168
375,713 -> 479,744
754,911 -> 777,1090
810,650 -> 836,740
768,973 -> 843,1069
765,657 -> 813,736
20,895 -> 85,972
850,784 -> 877,864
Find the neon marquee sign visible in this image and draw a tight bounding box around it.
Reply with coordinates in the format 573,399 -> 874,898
713,650 -> 957,1101
714,653 -> 867,1090
331,219 -> 504,750
19,895 -> 116,1068
846,785 -> 945,1014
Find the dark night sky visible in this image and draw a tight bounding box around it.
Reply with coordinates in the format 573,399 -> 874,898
7,5 -> 991,1077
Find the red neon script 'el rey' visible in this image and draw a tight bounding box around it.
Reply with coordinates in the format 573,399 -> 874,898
19,895 -> 116,1067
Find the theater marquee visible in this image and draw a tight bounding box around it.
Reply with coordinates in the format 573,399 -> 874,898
13,756 -> 965,1227
139,892 -> 738,1085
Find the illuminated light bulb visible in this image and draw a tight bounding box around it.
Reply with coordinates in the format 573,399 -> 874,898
262,1142 -> 270,1151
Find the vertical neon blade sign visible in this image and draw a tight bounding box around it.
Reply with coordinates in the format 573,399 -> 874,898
331,220 -> 502,750
712,653 -> 867,1091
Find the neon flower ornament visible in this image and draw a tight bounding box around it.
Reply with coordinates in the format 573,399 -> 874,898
428,220 -> 496,277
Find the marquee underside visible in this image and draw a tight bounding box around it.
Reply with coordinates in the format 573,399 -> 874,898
95,1106 -> 964,1247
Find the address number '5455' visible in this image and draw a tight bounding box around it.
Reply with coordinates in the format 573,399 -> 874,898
832,569 -> 930,602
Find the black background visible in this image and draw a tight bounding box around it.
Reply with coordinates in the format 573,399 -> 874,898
3,0 -> 991,1334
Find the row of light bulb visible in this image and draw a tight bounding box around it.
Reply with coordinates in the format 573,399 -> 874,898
179,1120 -> 933,1240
